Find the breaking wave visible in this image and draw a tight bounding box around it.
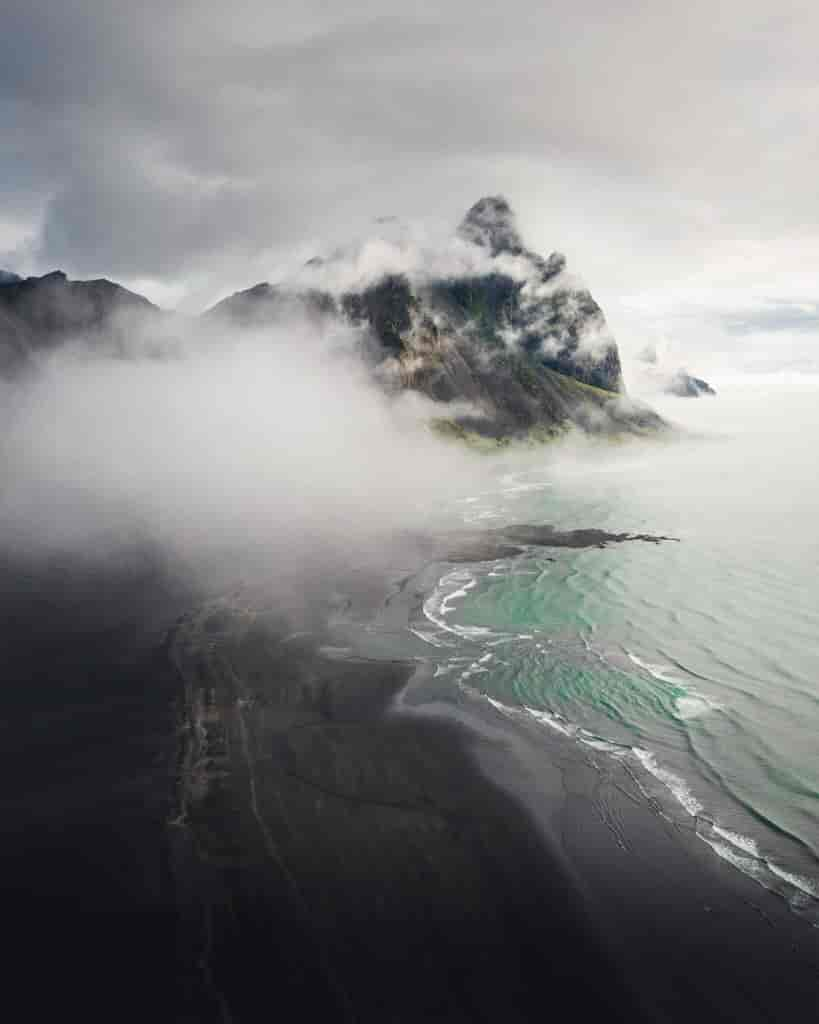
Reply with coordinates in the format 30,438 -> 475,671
412,557 -> 819,927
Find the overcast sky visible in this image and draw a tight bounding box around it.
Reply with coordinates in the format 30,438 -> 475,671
2,0 -> 818,370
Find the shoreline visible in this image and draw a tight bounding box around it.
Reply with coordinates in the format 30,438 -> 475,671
170,558 -> 819,1023
3,537 -> 817,1022
398,667 -> 819,1018
168,592 -> 654,1021
410,538 -> 819,927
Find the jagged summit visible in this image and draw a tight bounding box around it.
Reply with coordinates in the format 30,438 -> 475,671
459,196 -> 568,286
458,195 -> 524,256
201,195 -> 660,437
206,197 -> 660,436
0,200 -> 663,439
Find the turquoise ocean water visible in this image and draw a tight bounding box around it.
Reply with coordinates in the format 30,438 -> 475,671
410,380 -> 819,923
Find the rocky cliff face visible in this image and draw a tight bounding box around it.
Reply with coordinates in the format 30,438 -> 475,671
1,198 -> 662,438
208,197 -> 659,438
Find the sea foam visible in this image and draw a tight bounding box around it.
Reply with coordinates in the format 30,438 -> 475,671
479,692 -> 818,923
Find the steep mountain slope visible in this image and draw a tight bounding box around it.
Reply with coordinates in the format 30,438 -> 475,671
209,196 -> 661,438
1,198 -> 663,438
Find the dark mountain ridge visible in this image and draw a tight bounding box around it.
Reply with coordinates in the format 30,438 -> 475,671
1,197 -> 663,438
205,197 -> 662,438
0,269 -> 164,371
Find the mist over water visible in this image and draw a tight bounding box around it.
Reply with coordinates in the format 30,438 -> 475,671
1,320 -> 817,926
411,377 -> 819,921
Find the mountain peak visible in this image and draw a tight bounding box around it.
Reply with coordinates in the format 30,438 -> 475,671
458,195 -> 523,255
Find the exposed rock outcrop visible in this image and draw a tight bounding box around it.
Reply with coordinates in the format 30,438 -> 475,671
1,197 -> 664,439
664,370 -> 716,397
206,196 -> 658,438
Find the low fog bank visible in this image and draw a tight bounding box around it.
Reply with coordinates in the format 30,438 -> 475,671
0,318 -> 491,593
3,298 -> 817,602
514,372 -> 819,562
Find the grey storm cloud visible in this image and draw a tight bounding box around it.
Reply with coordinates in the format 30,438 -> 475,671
2,0 -> 819,317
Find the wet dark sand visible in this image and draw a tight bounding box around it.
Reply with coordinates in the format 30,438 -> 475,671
2,538 -> 817,1023
169,601 -> 653,1022
445,690 -> 819,1023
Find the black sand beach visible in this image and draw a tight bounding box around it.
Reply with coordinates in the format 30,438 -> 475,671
2,537 -> 817,1023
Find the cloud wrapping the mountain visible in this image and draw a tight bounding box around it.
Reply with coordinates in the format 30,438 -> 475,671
0,319 -> 487,562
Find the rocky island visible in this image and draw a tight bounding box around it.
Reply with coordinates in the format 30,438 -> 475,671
665,369 -> 717,397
